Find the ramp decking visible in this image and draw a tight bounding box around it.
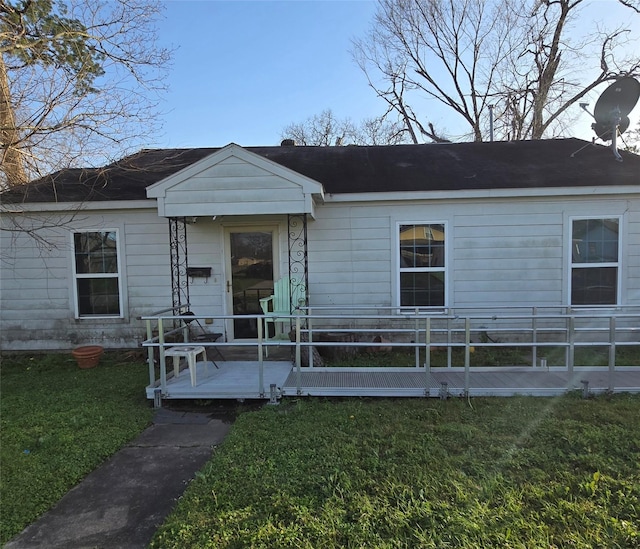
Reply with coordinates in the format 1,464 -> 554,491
146,361 -> 640,400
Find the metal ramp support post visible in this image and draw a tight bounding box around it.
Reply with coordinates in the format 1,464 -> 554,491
447,312 -> 453,368
157,317 -> 168,394
307,308 -> 314,368
609,316 -> 616,392
424,317 -> 431,397
269,384 -> 280,405
154,388 -> 162,409
414,308 -> 420,368
295,316 -> 302,395
145,317 -> 156,386
464,317 -> 471,397
532,306 -> 538,368
258,316 -> 265,398
568,315 -> 575,373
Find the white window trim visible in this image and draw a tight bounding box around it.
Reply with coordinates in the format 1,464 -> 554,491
395,220 -> 449,310
567,215 -> 622,307
71,229 -> 125,319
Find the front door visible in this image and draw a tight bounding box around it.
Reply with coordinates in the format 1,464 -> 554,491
225,227 -> 276,340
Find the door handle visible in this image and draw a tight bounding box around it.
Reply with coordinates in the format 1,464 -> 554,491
226,280 -> 231,293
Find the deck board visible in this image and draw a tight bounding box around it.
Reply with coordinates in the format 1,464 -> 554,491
147,362 -> 640,400
146,361 -> 293,400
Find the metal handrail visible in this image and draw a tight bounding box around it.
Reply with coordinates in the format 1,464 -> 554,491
141,307 -> 639,397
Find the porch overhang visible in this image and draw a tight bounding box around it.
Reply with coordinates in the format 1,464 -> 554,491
146,143 -> 325,218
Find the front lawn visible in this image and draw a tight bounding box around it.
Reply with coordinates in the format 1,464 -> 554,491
327,345 -> 640,368
0,352 -> 153,544
151,395 -> 640,548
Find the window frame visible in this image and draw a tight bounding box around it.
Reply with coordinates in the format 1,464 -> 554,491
568,215 -> 622,307
396,221 -> 448,310
71,229 -> 124,318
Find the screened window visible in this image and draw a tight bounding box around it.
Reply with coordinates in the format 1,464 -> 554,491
571,218 -> 619,305
73,231 -> 122,316
399,223 -> 445,307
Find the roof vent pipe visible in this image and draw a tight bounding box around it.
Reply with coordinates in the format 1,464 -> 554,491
488,104 -> 494,142
281,139 -> 296,146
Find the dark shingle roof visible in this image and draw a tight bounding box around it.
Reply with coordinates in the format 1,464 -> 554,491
3,138 -> 639,204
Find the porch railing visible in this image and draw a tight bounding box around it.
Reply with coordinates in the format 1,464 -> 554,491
141,304 -> 269,397
140,305 -> 640,397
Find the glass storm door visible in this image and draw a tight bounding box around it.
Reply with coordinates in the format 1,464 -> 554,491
226,228 -> 275,339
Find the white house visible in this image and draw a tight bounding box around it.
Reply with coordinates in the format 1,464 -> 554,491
1,138 -> 639,351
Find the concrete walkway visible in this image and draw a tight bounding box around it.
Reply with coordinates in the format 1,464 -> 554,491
5,408 -> 231,549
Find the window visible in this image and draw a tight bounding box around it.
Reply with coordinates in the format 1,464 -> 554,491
571,218 -> 619,305
399,223 -> 445,307
73,231 -> 122,316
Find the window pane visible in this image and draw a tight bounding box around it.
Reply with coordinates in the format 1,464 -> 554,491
571,267 -> 617,305
400,272 -> 445,307
400,224 -> 445,267
572,219 -> 618,263
77,278 -> 121,315
229,231 -> 274,338
74,232 -> 118,274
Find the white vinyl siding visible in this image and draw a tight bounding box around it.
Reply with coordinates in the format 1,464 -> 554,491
306,196 -> 637,312
1,174 -> 638,351
0,210 -> 170,350
307,208 -> 392,308
453,205 -> 563,308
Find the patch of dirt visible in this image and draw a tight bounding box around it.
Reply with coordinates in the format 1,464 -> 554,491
163,399 -> 266,422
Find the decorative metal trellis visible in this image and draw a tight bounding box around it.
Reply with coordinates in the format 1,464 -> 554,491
169,217 -> 189,316
168,214 -> 307,330
288,213 -> 309,314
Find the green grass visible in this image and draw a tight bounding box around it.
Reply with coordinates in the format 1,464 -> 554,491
328,347 -> 531,368
3,350 -> 639,548
151,395 -> 640,548
324,345 -> 640,368
0,351 -> 153,544
542,345 -> 640,367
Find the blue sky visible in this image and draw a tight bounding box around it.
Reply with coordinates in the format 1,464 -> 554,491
153,0 -> 638,149
155,0 -> 380,148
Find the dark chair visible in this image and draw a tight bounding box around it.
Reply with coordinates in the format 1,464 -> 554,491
181,311 -> 225,366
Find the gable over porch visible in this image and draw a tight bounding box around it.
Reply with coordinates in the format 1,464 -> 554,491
145,143 -> 325,218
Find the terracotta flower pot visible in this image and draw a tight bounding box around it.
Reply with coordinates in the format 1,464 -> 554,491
72,345 -> 104,369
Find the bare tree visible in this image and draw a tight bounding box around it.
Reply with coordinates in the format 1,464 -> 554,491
281,108 -> 409,146
0,0 -> 171,187
352,0 -> 640,142
622,120 -> 640,152
358,114 -> 412,145
617,0 -> 640,13
499,0 -> 640,140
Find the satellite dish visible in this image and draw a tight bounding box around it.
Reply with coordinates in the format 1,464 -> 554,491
591,77 -> 640,141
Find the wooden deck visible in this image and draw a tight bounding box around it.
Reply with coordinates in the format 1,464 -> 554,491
146,360 -> 640,401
